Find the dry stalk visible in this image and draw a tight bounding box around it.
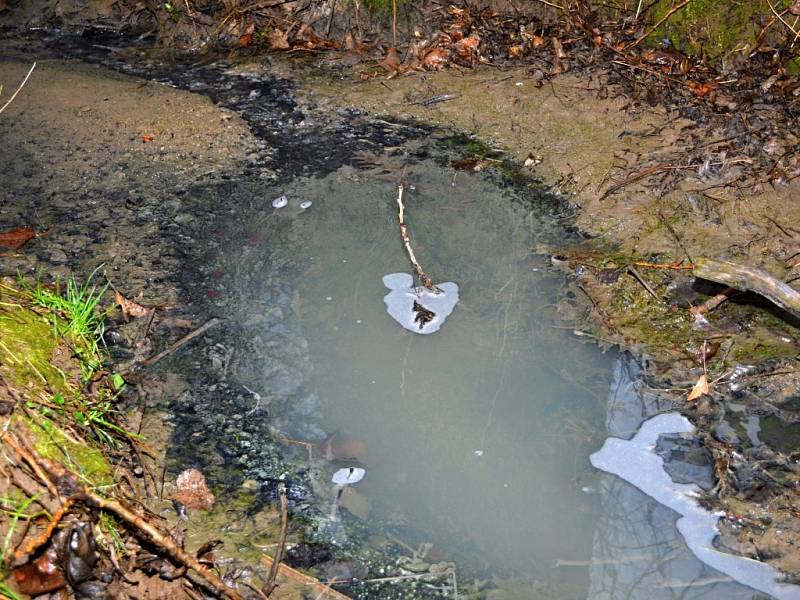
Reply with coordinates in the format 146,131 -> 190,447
396,184 -> 440,292
0,63 -> 36,116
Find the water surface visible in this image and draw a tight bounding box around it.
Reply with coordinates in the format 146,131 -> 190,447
230,158 -> 613,596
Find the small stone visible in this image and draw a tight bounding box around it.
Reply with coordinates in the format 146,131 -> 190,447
172,468 -> 215,510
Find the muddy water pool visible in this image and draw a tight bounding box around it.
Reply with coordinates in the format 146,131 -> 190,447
216,158 -> 763,598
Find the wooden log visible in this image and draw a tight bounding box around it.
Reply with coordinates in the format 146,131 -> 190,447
692,258 -> 800,319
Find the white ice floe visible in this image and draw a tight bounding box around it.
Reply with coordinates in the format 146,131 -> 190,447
331,467 -> 366,485
382,273 -> 459,335
590,412 -> 800,600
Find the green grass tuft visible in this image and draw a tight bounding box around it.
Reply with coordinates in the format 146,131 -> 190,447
19,266 -> 109,377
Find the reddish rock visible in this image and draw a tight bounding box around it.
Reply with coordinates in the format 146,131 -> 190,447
172,468 -> 215,511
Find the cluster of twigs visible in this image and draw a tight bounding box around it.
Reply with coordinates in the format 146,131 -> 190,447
0,415 -> 241,599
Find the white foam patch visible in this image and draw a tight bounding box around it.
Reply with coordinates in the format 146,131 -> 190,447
382,273 -> 459,334
591,413 -> 800,600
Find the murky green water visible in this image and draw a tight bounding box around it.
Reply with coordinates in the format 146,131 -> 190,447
235,157 -> 614,594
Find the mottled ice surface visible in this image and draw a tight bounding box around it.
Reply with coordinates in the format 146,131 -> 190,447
591,412 -> 800,600
382,272 -> 459,334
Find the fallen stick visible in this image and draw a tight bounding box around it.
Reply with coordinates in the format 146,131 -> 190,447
13,432 -> 242,600
692,258 -> 800,319
139,317 -> 220,367
689,287 -> 736,317
74,490 -> 241,600
626,265 -> 659,301
13,499 -> 75,563
262,482 -> 288,597
396,184 -> 440,292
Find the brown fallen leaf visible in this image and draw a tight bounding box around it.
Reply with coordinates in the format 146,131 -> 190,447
454,34 -> 480,61
235,23 -> 255,48
0,226 -> 36,250
687,373 -> 710,402
267,27 -> 290,50
450,157 -> 491,172
687,80 -> 717,98
422,47 -> 449,70
13,546 -> 66,595
379,47 -> 401,72
172,468 -> 215,511
115,290 -> 150,320
141,134 -> 155,142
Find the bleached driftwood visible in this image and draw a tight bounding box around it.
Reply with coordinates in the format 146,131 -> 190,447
692,258 -> 800,319
396,184 -> 440,292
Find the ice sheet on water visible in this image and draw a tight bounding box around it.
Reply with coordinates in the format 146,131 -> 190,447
591,413 -> 800,600
382,273 -> 459,334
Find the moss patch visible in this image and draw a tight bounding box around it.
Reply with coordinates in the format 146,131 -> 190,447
21,415 -> 114,488
0,301 -> 73,397
649,1 -> 774,61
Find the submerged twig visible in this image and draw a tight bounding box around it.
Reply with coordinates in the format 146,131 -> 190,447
138,318 -> 220,368
626,265 -> 660,301
396,184 -> 440,292
262,482 -> 288,597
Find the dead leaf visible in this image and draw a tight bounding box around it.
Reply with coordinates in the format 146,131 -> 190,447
422,47 -> 449,70
142,134 -> 155,142
450,157 -> 491,172
687,373 -> 710,402
234,23 -> 255,48
508,45 -> 523,58
454,34 -> 480,61
380,47 -> 401,72
687,80 -> 717,98
267,27 -> 290,50
523,153 -> 542,168
339,486 -> 371,519
0,227 -> 36,250
115,290 -> 150,320
172,468 -> 215,511
13,546 -> 66,595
